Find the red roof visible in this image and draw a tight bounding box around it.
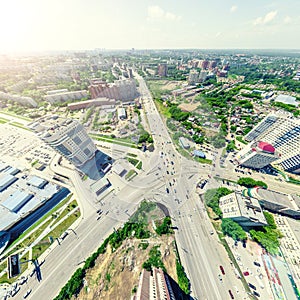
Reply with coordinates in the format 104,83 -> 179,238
258,141 -> 275,153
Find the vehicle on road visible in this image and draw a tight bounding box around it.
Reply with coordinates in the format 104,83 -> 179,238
218,274 -> 222,281
220,265 -> 225,275
228,289 -> 234,299
248,283 -> 256,290
243,271 -> 249,276
254,261 -> 261,267
23,289 -> 32,299
166,188 -> 169,193
253,291 -> 260,297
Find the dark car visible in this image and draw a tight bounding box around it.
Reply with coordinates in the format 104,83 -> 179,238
166,188 -> 169,194
249,283 -> 256,290
220,265 -> 225,275
253,291 -> 260,297
228,290 -> 234,299
254,261 -> 261,267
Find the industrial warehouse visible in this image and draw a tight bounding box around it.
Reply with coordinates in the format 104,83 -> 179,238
0,161 -> 70,254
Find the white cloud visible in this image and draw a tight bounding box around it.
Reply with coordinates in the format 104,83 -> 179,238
215,32 -> 222,37
254,10 -> 277,25
230,5 -> 237,13
148,5 -> 181,21
283,16 -> 292,24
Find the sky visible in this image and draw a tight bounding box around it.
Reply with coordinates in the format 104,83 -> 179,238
0,0 -> 299,52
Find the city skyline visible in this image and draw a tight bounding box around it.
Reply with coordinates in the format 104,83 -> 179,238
0,0 -> 300,53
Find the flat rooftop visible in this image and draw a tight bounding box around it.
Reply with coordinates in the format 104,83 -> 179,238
256,188 -> 298,210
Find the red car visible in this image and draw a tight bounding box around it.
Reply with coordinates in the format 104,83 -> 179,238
243,271 -> 250,276
220,265 -> 225,275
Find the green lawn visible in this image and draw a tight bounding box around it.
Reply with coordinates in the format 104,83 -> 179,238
32,211 -> 81,259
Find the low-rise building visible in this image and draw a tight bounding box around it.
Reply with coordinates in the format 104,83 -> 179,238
236,141 -> 280,169
179,137 -> 190,149
219,192 -> 267,226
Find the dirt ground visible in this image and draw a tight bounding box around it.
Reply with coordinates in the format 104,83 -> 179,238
178,102 -> 199,112
74,234 -> 177,300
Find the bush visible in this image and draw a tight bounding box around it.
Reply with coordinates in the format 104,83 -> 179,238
176,260 -> 190,294
155,217 -> 172,235
237,177 -> 268,189
204,188 -> 233,217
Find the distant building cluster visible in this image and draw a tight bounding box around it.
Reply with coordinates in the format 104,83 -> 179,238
89,78 -> 138,102
43,90 -> 88,104
293,70 -> 300,81
0,91 -> 37,108
67,98 -> 116,111
242,112 -> 300,174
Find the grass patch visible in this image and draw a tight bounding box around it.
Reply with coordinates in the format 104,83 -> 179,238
127,153 -> 137,158
136,161 -> 142,170
127,157 -> 139,166
5,194 -> 72,252
32,210 -> 81,259
194,157 -> 212,164
236,136 -> 247,145
10,122 -> 31,131
125,169 -> 137,180
154,100 -> 171,118
51,200 -> 78,227
0,111 -> 32,121
90,134 -> 137,148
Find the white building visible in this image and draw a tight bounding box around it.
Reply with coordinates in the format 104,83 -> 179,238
236,141 -> 280,169
117,107 -> 127,120
29,116 -> 97,167
245,112 -> 300,174
219,192 -> 267,227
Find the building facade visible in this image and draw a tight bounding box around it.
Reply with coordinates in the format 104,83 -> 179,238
157,63 -> 168,77
244,112 -> 300,174
29,116 -> 97,167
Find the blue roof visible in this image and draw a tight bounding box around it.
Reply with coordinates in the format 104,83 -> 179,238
2,190 -> 33,212
193,150 -> 206,158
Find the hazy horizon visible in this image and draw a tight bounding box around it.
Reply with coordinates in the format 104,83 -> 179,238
0,0 -> 299,53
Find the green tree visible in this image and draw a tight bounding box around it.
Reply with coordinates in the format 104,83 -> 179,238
221,218 -> 247,241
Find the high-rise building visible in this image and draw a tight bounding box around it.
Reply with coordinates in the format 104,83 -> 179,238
236,141 -> 280,169
89,79 -> 138,101
188,70 -> 199,84
29,116 -> 110,179
244,112 -> 300,174
199,70 -> 208,82
134,268 -> 176,300
157,63 -> 168,77
201,60 -> 209,69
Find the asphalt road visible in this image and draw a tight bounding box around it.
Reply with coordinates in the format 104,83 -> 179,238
11,72 -> 298,300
